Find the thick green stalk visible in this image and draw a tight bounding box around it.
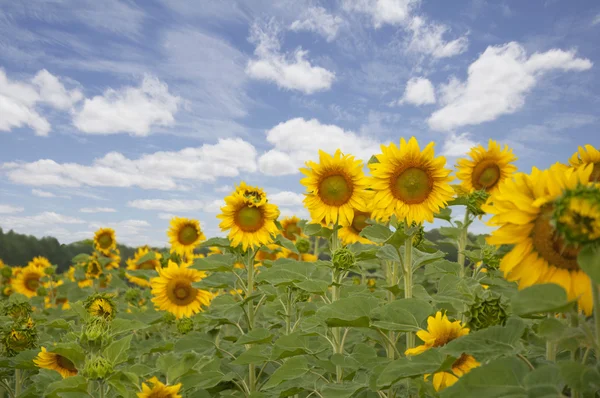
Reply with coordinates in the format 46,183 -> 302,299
457,209 -> 470,278
313,237 -> 320,258
593,282 -> 600,363
404,222 -> 415,351
546,314 -> 557,362
14,369 -> 20,397
285,288 -> 293,335
331,221 -> 343,382
246,251 -> 256,392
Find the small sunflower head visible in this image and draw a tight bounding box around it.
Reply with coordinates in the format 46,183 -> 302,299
467,190 -> 491,217
467,292 -> 508,331
85,294 -> 117,320
295,239 -> 311,254
84,355 -> 113,380
1,266 -> 13,278
176,317 -> 194,334
1,301 -> 33,321
552,184 -> 600,246
2,328 -> 37,356
480,245 -> 501,269
332,248 -> 355,270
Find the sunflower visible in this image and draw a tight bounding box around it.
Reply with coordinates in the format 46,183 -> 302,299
339,209 -> 374,245
280,216 -> 305,241
234,181 -> 268,206
151,260 -> 213,319
126,247 -> 163,288
276,247 -> 318,262
406,311 -> 479,391
93,228 -> 117,256
85,294 -> 116,319
569,145 -> 600,181
208,247 -> 223,256
369,137 -> 454,224
553,184 -> 600,244
456,140 -> 517,194
137,377 -> 182,398
300,149 -> 370,226
34,347 -> 78,378
218,184 -> 280,252
167,217 -> 206,257
483,163 -> 595,314
256,244 -> 282,263
102,251 -> 121,270
27,256 -> 52,270
11,265 -> 44,298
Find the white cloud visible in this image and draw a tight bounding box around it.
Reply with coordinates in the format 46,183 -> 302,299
406,16 -> 469,58
246,22 -> 335,94
290,7 -> 343,41
88,219 -> 158,246
214,185 -> 232,193
508,113 -> 597,143
79,207 -> 117,213
592,14 -> 600,26
128,199 -> 205,212
0,204 -> 24,214
0,212 -> 84,229
203,199 -> 224,214
158,213 -> 177,220
32,189 -> 57,198
0,68 -> 82,136
258,118 -> 381,176
400,77 -> 436,105
278,207 -> 310,220
72,75 -> 180,136
428,42 -> 593,131
342,0 -> 420,27
440,133 -> 479,157
268,191 -> 305,207
3,138 -> 257,190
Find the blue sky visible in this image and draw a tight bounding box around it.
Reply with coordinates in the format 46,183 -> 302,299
0,0 -> 599,247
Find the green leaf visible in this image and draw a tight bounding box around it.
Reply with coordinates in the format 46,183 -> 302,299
578,244 -> 600,284
192,272 -> 236,289
424,260 -> 461,277
440,357 -> 528,398
511,284 -> 575,316
523,365 -> 562,398
255,259 -> 325,286
263,356 -> 310,389
376,244 -> 400,262
316,296 -> 379,327
294,279 -> 330,294
360,224 -> 392,244
134,251 -> 157,265
276,235 -> 300,253
46,375 -> 88,396
236,328 -> 273,345
370,298 -> 433,332
191,254 -> 234,272
199,237 -> 230,248
320,383 -> 365,398
434,207 -> 453,222
110,318 -> 149,335
272,332 -> 327,359
410,248 -> 446,270
304,223 -> 323,236
173,332 -> 215,355
103,335 -> 132,366
12,349 -> 40,369
558,361 -> 600,393
71,254 -> 90,264
377,349 -> 446,388
231,345 -> 270,365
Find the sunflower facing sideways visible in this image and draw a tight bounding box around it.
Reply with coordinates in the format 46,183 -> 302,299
456,139 -> 517,194
569,144 -> 600,181
369,137 -> 454,225
12,264 -> 45,298
151,260 -> 213,319
339,208 -> 375,245
126,246 -> 163,287
27,256 -> 52,270
483,163 -> 596,314
280,216 -> 306,241
137,377 -> 182,398
34,347 -> 78,378
300,149 -> 370,227
167,217 -> 206,258
93,228 -> 117,256
218,182 -> 280,252
406,311 -> 479,391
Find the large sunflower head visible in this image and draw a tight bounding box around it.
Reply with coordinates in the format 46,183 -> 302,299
569,145 -> 600,181
369,137 -> 454,224
12,264 -> 44,298
167,217 -> 206,257
150,260 -> 213,319
483,163 -> 595,314
126,246 -> 163,288
137,377 -> 182,398
300,149 -> 370,226
27,256 -> 52,270
93,228 -> 117,255
218,186 -> 280,252
406,311 -> 479,392
280,216 -> 305,241
33,347 -> 78,378
456,140 -> 517,194
339,208 -> 374,245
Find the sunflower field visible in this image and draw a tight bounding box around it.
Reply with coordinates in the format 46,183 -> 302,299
0,139 -> 599,398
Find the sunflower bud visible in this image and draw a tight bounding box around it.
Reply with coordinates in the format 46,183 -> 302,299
1,301 -> 33,321
176,317 -> 194,334
467,190 -> 490,217
84,355 -> 113,380
552,185 -> 600,246
84,293 -> 116,320
481,245 -> 500,269
295,290 -> 311,303
125,288 -> 140,304
44,266 -> 56,276
467,292 -> 508,331
1,267 -> 12,278
84,317 -> 110,342
162,312 -> 176,325
295,239 -> 311,254
332,248 -> 355,270
36,286 -> 48,297
410,223 -> 425,248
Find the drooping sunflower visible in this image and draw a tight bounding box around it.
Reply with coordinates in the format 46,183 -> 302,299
27,256 -> 52,270
151,260 -> 213,319
339,209 -> 374,245
137,377 -> 182,398
12,264 -> 44,298
126,247 -> 163,288
369,137 -> 454,224
85,294 -> 117,319
218,183 -> 280,252
406,311 -> 479,391
102,250 -> 121,270
276,247 -> 318,262
280,216 -> 305,241
456,140 -> 517,194
300,149 -> 370,226
93,228 -> 117,256
553,184 -> 600,244
33,347 -> 78,378
167,217 -> 206,257
483,163 -> 595,314
569,144 -> 600,181
234,181 -> 268,206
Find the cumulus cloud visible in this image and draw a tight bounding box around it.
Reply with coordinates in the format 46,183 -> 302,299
440,133 -> 479,157
246,22 -> 335,94
2,138 -> 257,190
79,207 -> 117,213
406,16 -> 469,58
0,204 -> 24,214
0,69 -> 82,136
428,42 -> 593,131
268,191 -> 305,207
32,189 -> 57,198
400,77 -> 436,105
342,0 -> 420,27
128,199 -> 205,212
72,75 -> 180,136
290,7 -> 343,41
0,212 -> 84,229
88,219 -> 158,246
258,118 -> 381,176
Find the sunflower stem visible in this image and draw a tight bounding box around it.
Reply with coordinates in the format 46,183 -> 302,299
14,369 -> 20,397
546,314 -> 557,362
330,220 -> 343,382
404,221 -> 415,352
313,236 -> 320,258
246,249 -> 256,393
386,260 -> 397,359
593,281 -> 600,363
457,209 -> 470,278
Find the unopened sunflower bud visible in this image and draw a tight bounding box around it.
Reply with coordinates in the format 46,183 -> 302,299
295,239 -> 311,254
176,317 -> 194,334
467,190 -> 491,217
481,245 -> 500,269
85,317 -> 110,342
84,293 -> 116,320
125,288 -> 140,303
553,185 -> 600,246
162,312 -> 176,324
467,292 -> 508,331
1,267 -> 12,278
295,290 -> 311,303
44,266 -> 56,276
411,223 -> 425,248
332,248 -> 355,270
36,286 -> 48,297
84,355 -> 113,380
